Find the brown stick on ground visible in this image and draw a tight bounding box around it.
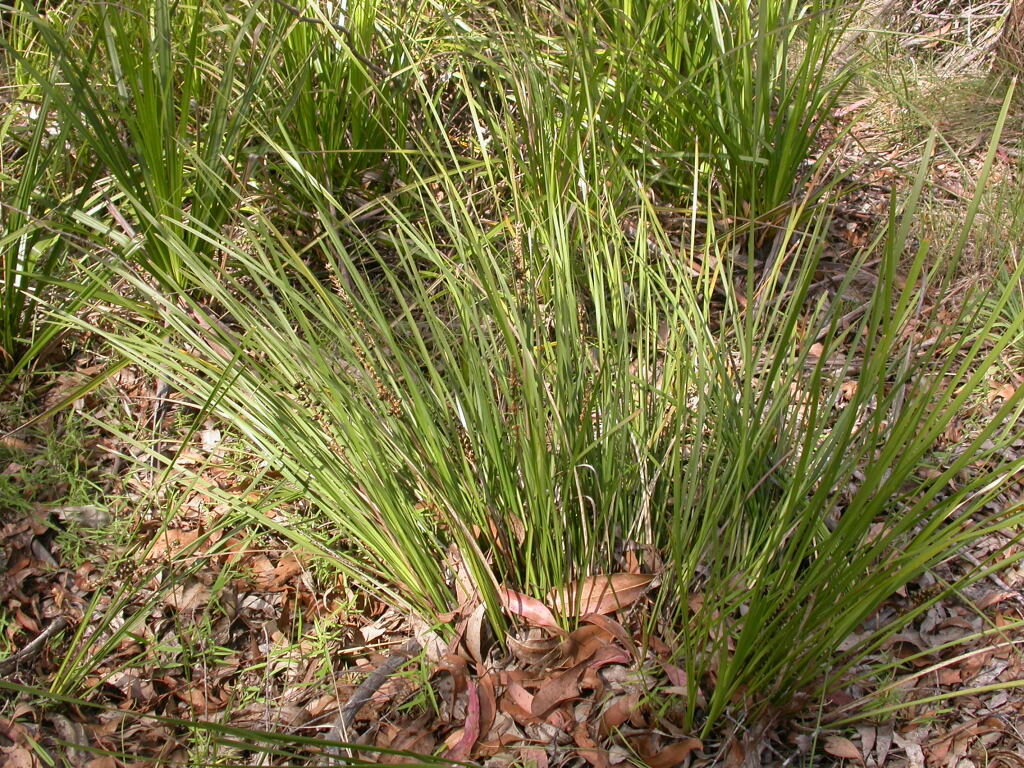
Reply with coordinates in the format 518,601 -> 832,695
0,617 -> 69,675
320,639 -> 423,765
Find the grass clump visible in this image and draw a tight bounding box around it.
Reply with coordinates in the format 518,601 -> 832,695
3,0 -> 1024,755
89,113 -> 1024,735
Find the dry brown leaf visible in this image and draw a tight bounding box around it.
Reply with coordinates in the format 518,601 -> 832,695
0,436 -> 35,453
549,574 -> 654,617
663,663 -> 687,687
545,706 -> 572,730
13,610 -> 38,634
824,735 -> 863,761
723,737 -> 745,768
600,693 -> 640,736
476,672 -> 497,744
506,681 -> 535,714
379,716 -> 436,764
269,554 -> 304,589
928,735 -> 953,763
507,633 -> 561,665
531,664 -> 585,718
164,581 -> 211,613
581,614 -> 633,650
893,732 -> 926,768
646,738 -> 703,768
588,644 -> 630,669
517,746 -> 549,768
856,725 -> 875,761
580,666 -> 604,697
938,667 -> 962,685
48,714 -> 89,767
1,746 -> 38,768
978,591 -> 1018,609
149,528 -> 201,560
988,383 -> 1016,403
445,681 -> 480,761
463,603 -> 487,665
875,723 -> 893,766
558,624 -> 614,667
499,587 -> 561,630
573,722 -> 610,768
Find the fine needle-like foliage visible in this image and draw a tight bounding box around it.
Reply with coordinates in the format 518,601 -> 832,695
0,88 -> 101,375
7,0 -> 1024,752
562,0 -> 859,218
82,82 -> 1024,732
4,0 -> 270,290
260,0 -> 412,196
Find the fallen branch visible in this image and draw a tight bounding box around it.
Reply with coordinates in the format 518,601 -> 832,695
0,617 -> 69,676
320,639 -> 423,765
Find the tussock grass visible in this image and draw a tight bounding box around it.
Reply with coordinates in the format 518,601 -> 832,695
3,0 -> 1024,754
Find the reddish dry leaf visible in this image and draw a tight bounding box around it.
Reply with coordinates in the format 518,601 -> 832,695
580,613 -> 633,650
518,746 -> 549,768
938,667 -> 962,685
978,591 -> 1019,609
446,681 -> 480,761
493,669 -> 528,687
824,735 -> 863,761
13,610 -> 39,633
646,738 -> 703,768
573,722 -> 610,768
506,681 -> 535,713
588,644 -> 630,669
500,699 -> 535,726
2,746 -> 37,768
559,624 -> 614,666
928,736 -> 953,763
649,635 -> 671,656
507,633 -> 561,665
546,706 -> 573,730
663,663 -> 687,687
437,652 -> 469,682
476,670 -> 497,742
249,554 -> 276,585
499,587 -> 561,630
270,554 -> 304,589
600,693 -> 640,735
549,574 -> 654,617
988,383 -> 1016,403
149,528 -> 201,560
580,666 -> 604,695
531,664 -> 585,718
723,737 -> 745,768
